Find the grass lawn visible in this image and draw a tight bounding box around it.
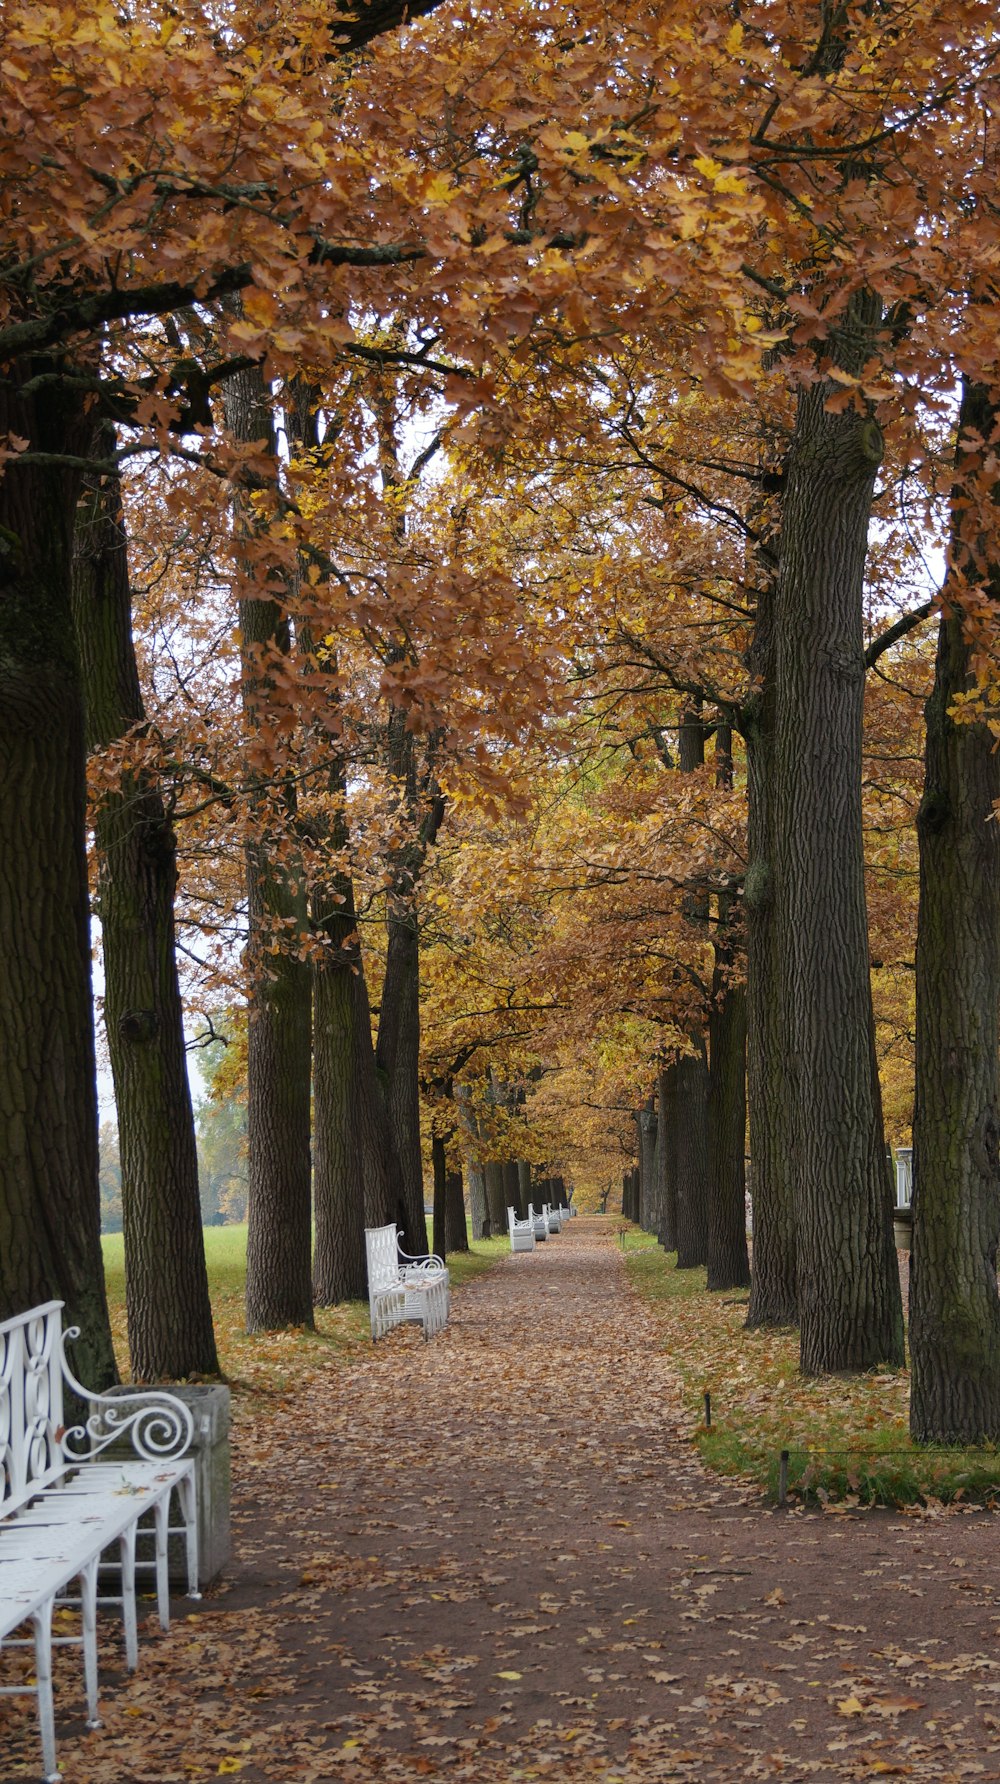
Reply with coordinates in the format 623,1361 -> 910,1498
621,1228 -> 1000,1509
101,1226 -> 507,1400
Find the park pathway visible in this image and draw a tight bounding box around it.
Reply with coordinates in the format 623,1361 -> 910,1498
7,1218 -> 1000,1781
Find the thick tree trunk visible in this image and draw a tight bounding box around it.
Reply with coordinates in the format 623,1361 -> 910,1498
446,1168 -> 469,1252
225,365 -> 313,1332
455,1084 -> 488,1236
655,1068 -> 677,1249
705,729 -> 750,1293
73,441 -> 218,1379
431,1132 -> 448,1260
671,1046 -> 711,1269
743,451 -> 799,1329
484,1161 -> 506,1234
706,944 -> 751,1292
674,705 -> 710,1268
375,907 -> 427,1254
0,372 -> 117,1390
910,380 -> 1000,1442
772,296 -> 903,1372
312,861 -> 384,1303
468,1164 -> 489,1238
638,1103 -> 657,1229
502,1161 -> 520,1223
517,1161 -> 532,1220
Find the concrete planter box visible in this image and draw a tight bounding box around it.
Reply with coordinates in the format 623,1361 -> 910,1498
893,1208 -> 913,1251
95,1382 -> 231,1588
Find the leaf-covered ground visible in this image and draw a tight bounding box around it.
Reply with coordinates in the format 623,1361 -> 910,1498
5,1218 -> 1000,1781
623,1235 -> 1000,1507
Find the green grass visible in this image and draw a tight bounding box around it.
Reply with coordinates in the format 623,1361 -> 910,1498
622,1233 -> 1000,1509
101,1224 -> 505,1401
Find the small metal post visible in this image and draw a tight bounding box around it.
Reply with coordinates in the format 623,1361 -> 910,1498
778,1449 -> 789,1507
704,1391 -> 712,1428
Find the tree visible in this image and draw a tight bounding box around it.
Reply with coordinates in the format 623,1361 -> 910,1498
910,378 -> 1000,1443
74,435 -> 218,1379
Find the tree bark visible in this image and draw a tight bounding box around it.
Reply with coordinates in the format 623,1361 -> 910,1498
502,1160 -> 520,1223
375,903 -> 427,1254
0,368 -> 117,1390
468,1163 -> 489,1238
742,432 -> 800,1329
225,364 -> 313,1332
771,294 -> 903,1372
517,1161 -> 532,1220
431,1132 -> 448,1260
670,1045 -> 711,1269
484,1160 -> 507,1234
445,1167 -> 469,1252
706,942 -> 751,1291
73,436 -> 218,1378
706,728 -> 751,1293
637,1102 -> 657,1229
910,379 -> 1000,1442
311,844 -> 387,1303
655,1068 -> 677,1249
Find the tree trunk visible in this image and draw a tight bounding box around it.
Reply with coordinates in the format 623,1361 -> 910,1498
446,1168 -> 469,1252
502,1161 -> 520,1223
468,1163 -> 489,1238
742,439 -> 799,1329
431,1132 -> 448,1260
517,1161 -> 532,1220
375,906 -> 427,1254
670,1046 -> 711,1269
707,951 -> 751,1291
311,855 -> 382,1304
655,1069 -> 677,1248
0,370 -> 117,1390
705,729 -> 750,1293
225,364 -> 313,1332
638,1103 -> 657,1229
484,1161 -> 506,1234
771,295 -> 903,1372
73,438 -> 218,1378
910,380 -> 1000,1442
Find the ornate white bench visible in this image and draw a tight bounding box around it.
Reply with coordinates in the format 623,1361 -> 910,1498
528,1204 -> 548,1241
546,1205 -> 563,1234
365,1226 -> 450,1341
0,1301 -> 198,1781
507,1207 -> 536,1252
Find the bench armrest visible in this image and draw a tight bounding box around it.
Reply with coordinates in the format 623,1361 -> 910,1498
59,1328 -> 194,1463
397,1247 -> 447,1273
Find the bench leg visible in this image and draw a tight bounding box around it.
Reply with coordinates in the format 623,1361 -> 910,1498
80,1558 -> 101,1729
176,1474 -> 200,1598
29,1597 -> 60,1784
119,1524 -> 139,1670
152,1499 -> 170,1629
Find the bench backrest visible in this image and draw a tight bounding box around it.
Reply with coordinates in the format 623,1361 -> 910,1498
0,1301 -> 68,1520
365,1224 -> 401,1294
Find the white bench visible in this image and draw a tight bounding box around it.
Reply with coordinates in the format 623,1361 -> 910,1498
528,1204 -> 548,1241
0,1301 -> 198,1782
546,1206 -> 563,1234
507,1207 -> 536,1252
365,1226 -> 450,1341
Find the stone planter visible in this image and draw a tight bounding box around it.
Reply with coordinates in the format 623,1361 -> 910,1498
95,1382 -> 231,1588
893,1208 -> 913,1251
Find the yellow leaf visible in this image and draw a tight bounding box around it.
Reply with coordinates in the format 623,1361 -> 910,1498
837,1695 -> 866,1716
496,1670 -> 522,1680
217,1762 -> 245,1775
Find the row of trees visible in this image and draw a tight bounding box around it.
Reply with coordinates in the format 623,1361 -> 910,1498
2,0 -> 1000,1442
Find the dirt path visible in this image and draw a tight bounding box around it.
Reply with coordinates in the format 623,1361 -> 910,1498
6,1218 -> 1000,1781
